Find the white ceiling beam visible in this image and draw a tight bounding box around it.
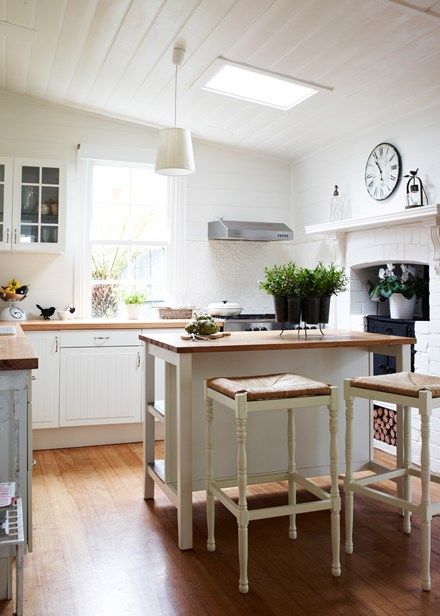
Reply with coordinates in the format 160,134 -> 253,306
386,0 -> 440,20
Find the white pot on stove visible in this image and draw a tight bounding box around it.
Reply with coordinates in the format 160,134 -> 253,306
206,301 -> 243,317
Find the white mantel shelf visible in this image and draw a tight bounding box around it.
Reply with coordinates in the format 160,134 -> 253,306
304,204 -> 440,273
305,204 -> 440,237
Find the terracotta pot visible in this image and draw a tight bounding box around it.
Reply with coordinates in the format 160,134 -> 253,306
389,294 -> 416,319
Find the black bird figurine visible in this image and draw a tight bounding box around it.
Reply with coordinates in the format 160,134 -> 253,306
36,304 -> 56,320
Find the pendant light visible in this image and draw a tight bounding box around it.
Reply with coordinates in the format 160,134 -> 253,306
155,46 -> 195,176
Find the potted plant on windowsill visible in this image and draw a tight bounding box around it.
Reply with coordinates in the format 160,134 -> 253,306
368,263 -> 426,319
124,290 -> 147,320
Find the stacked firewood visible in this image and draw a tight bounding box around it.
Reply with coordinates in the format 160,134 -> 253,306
373,405 -> 397,446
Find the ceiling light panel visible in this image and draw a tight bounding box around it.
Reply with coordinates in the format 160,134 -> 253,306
200,60 -> 319,110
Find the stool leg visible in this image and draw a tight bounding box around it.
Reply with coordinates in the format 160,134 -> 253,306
403,405 -> 412,535
344,386 -> 354,555
420,397 -> 432,591
236,395 -> 249,594
287,409 -> 297,540
329,387 -> 341,577
205,395 -> 215,552
15,544 -> 24,616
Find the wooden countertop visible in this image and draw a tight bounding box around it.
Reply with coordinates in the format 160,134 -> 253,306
139,329 -> 416,354
21,318 -> 192,331
0,324 -> 38,370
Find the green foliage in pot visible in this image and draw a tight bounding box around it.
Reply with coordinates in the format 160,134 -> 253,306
313,262 -> 348,297
125,290 -> 147,305
259,262 -> 294,297
369,263 -> 426,301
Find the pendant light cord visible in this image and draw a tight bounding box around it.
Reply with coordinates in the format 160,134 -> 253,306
174,64 -> 178,127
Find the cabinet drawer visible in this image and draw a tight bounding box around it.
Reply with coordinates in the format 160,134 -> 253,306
60,329 -> 141,348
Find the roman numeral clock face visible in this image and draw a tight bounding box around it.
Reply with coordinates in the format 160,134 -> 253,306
365,143 -> 401,201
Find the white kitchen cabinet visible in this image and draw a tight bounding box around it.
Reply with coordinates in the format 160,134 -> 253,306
25,332 -> 60,429
0,158 -> 66,252
0,157 -> 13,250
59,345 -> 143,426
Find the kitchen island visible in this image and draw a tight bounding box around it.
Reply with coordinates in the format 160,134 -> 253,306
0,324 -> 37,600
140,328 -> 415,550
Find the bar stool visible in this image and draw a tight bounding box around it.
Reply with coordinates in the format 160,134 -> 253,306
344,372 -> 440,591
204,373 -> 341,593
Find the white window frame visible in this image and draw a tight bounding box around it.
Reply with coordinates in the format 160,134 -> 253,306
75,158 -> 171,318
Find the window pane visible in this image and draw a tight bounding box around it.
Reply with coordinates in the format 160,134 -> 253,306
0,165 -> 4,182
42,167 -> 59,185
21,225 -> 38,243
91,203 -> 129,241
91,245 -> 131,282
129,206 -> 168,241
21,186 -> 39,223
22,166 -> 39,183
0,184 -> 3,222
131,168 -> 167,205
131,247 -> 167,284
91,284 -> 121,318
93,165 -> 130,204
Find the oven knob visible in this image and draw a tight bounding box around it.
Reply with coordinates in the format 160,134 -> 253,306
261,327 -> 267,331
253,327 -> 261,331
245,327 -> 252,331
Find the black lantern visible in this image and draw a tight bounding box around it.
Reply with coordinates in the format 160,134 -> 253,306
404,169 -> 428,209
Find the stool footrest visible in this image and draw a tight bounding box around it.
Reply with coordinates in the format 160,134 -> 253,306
215,471 -> 289,489
355,468 -> 406,487
349,482 -> 419,514
249,500 -> 331,521
293,474 -> 331,501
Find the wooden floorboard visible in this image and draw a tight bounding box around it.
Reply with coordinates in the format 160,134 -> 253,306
1,444 -> 440,615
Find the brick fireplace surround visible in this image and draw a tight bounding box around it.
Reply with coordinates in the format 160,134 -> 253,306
307,205 -> 440,473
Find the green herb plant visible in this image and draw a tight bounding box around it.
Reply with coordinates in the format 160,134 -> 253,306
124,291 -> 148,305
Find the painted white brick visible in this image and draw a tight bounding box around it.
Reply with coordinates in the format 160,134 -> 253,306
415,352 -> 430,372
429,360 -> 440,375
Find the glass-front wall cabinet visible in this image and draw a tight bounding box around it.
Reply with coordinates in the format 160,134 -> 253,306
13,159 -> 65,251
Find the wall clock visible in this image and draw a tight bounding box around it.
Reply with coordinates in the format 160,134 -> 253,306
365,142 -> 401,201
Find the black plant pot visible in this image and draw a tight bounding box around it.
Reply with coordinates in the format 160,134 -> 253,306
319,295 -> 331,324
273,296 -> 288,322
287,296 -> 301,323
301,297 -> 320,324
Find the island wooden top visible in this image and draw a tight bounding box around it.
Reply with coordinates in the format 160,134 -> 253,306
0,324 -> 38,371
139,329 -> 416,354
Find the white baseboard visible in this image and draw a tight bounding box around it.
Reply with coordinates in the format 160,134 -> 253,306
33,420 -> 164,450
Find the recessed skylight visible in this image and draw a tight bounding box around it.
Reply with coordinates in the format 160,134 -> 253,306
201,60 -> 319,110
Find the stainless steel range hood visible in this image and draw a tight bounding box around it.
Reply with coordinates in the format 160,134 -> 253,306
208,219 -> 293,241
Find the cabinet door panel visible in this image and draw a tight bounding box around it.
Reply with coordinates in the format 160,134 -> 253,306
26,332 -> 60,429
12,158 -> 66,252
0,157 -> 13,250
59,347 -> 142,426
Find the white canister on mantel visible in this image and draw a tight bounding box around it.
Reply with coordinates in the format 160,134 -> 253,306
389,294 -> 416,319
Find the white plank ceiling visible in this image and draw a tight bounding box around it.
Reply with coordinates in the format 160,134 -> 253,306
0,0 -> 440,161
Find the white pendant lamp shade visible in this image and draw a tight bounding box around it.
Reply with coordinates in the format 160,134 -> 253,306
155,127 -> 195,176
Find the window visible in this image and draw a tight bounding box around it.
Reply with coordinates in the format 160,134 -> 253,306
88,162 -> 168,318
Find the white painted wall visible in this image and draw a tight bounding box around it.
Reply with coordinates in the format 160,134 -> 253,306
290,101 -> 440,259
288,100 -> 440,470
0,91 -> 291,317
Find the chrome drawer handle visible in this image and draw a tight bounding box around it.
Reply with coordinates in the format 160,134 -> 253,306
94,336 -> 109,344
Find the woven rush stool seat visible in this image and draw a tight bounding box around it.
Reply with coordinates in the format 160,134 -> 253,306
205,372 -> 341,594
350,372 -> 440,398
207,373 -> 331,401
344,372 -> 440,591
